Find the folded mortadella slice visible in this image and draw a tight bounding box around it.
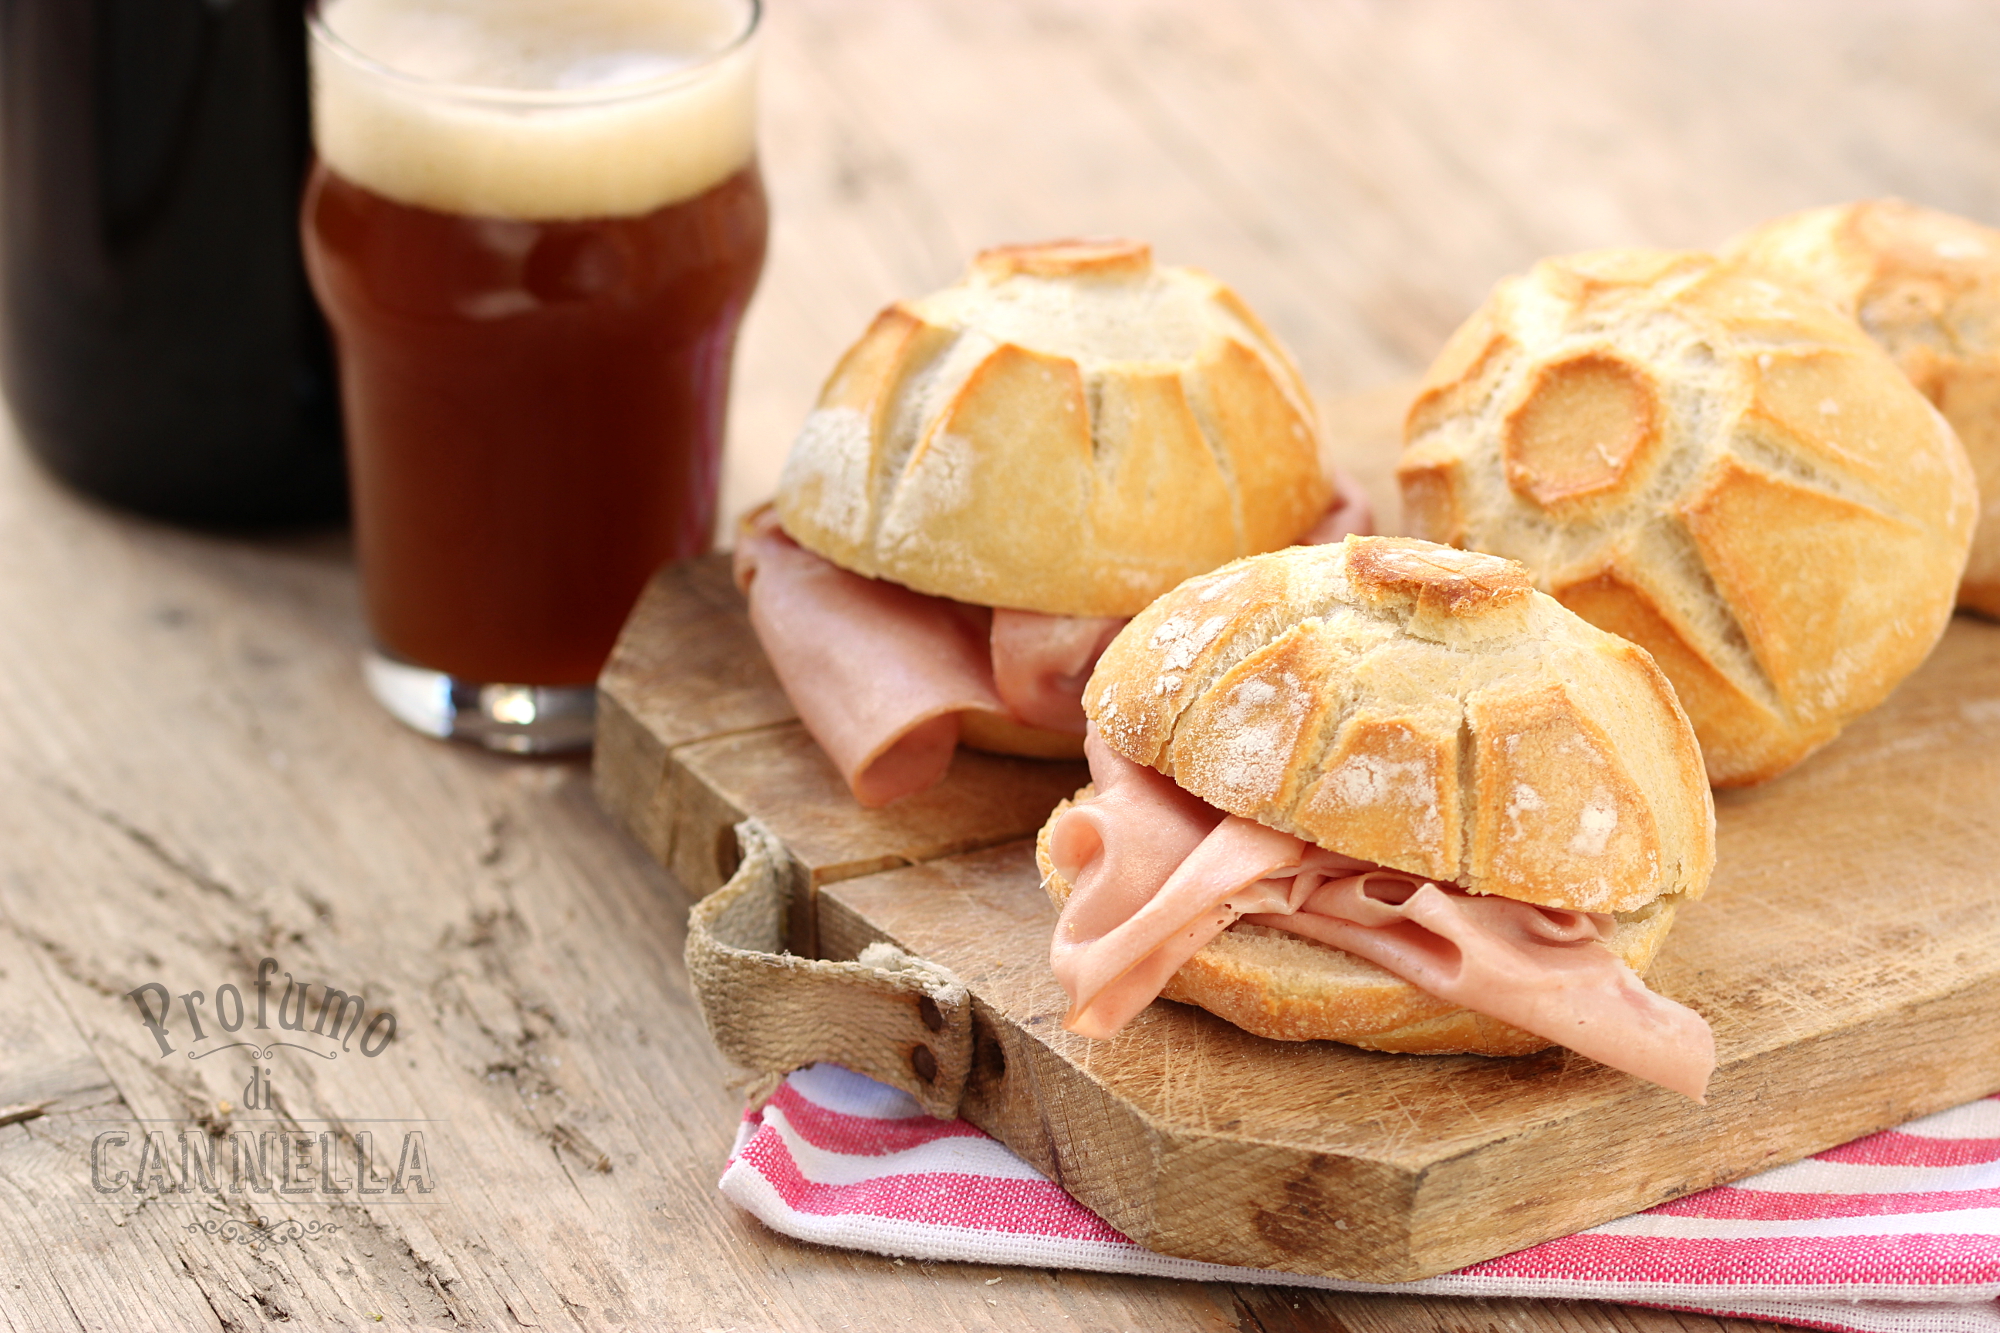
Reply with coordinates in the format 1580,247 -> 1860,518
735,513 -> 1008,808
1058,813 -> 1327,1039
991,611 -> 1126,735
1045,730 -> 1222,917
736,481 -> 1374,805
1251,882 -> 1716,1101
1049,731 -> 1377,1037
1046,727 -> 1716,1100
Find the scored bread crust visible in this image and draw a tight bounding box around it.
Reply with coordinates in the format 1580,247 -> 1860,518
1397,248 -> 1979,787
1085,536 -> 1715,915
1037,792 -> 1684,1055
1721,200 -> 2000,618
773,239 -> 1334,618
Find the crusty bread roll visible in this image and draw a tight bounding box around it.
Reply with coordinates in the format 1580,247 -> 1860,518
1084,536 -> 1714,914
774,239 -> 1334,618
1721,199 -> 2000,617
1397,249 -> 1978,787
1048,534 -> 1712,1053
1037,803 -> 1683,1053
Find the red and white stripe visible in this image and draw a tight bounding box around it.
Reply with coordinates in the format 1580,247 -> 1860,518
719,1064 -> 2000,1333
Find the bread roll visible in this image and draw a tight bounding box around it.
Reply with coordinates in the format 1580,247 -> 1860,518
774,239 -> 1333,618
1722,199 -> 2000,617
1036,806 -> 1683,1053
1397,249 -> 1978,787
1083,536 -> 1715,915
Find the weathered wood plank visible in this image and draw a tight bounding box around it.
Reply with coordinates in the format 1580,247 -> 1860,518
599,610 -> 1090,911
0,915 -> 233,1333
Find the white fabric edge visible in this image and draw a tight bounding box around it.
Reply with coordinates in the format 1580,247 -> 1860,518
1893,1100 -> 2000,1139
1731,1159 -> 2000,1195
787,1062 -> 925,1116
1647,1297 -> 2000,1333
755,1102 -> 1054,1185
1583,1207 -> 2000,1241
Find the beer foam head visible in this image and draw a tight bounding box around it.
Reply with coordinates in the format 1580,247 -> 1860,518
311,0 -> 758,220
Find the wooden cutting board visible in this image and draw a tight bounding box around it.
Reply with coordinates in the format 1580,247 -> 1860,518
594,388 -> 2000,1281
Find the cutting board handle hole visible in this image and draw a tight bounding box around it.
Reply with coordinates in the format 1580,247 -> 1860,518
976,1032 -> 1007,1083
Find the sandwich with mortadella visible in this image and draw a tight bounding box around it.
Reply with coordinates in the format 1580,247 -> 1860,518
1039,535 -> 1720,1100
735,239 -> 1368,807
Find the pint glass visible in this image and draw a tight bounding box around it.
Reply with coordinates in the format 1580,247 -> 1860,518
302,0 -> 767,752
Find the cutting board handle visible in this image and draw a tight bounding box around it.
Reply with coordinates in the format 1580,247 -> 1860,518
685,819 -> 975,1118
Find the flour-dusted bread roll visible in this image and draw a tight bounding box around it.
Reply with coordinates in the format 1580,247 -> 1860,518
1042,536 -> 1715,1081
1086,536 -> 1714,913
1722,199 -> 2000,617
774,239 -> 1335,618
1397,249 -> 1978,787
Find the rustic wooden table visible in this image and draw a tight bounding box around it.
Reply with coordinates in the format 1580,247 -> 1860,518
5,2 -> 1998,1329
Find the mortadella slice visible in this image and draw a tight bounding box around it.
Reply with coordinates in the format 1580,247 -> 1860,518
1046,726 -> 1716,1100
735,511 -> 1008,808
735,479 -> 1373,805
1049,731 -> 1377,1037
1058,813 -> 1320,1039
1253,880 -> 1715,1101
991,610 -> 1127,734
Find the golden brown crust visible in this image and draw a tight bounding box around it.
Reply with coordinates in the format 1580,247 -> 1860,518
1296,710 -> 1461,883
1397,248 -> 1978,785
1550,567 -> 1794,786
1036,795 -> 1683,1055
1502,351 -> 1662,512
1083,537 -> 1715,914
1345,541 -> 1532,617
1723,200 -> 2000,617
973,237 -> 1154,281
773,240 -> 1335,617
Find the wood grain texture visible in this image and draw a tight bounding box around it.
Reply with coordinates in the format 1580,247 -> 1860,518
12,0 -> 2000,1327
596,563 -> 1090,953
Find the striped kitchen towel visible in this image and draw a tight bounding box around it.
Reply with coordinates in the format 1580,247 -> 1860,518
720,1063 -> 2000,1333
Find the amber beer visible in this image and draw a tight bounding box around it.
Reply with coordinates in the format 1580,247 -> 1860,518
304,164 -> 767,685
303,0 -> 766,748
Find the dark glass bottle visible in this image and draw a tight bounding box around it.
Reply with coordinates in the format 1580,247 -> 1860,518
0,0 -> 345,527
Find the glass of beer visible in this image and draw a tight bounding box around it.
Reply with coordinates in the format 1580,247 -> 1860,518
302,0 -> 767,752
